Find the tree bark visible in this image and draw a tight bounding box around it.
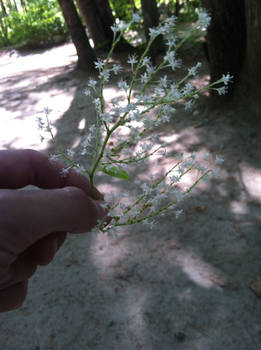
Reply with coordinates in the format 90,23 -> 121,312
76,0 -> 131,52
58,0 -> 96,71
239,0 -> 261,111
201,0 -> 246,101
0,0 -> 7,16
140,0 -> 165,64
202,0 -> 261,119
75,0 -> 113,51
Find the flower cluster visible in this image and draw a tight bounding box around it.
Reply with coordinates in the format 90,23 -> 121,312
41,11 -> 231,234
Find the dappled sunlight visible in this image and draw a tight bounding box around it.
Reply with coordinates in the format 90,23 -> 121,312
230,201 -> 249,215
191,73 -> 210,96
239,163 -> 261,201
176,250 -> 226,289
0,43 -> 76,78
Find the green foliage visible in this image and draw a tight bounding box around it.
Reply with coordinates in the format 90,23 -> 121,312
109,0 -> 137,22
0,0 -> 67,48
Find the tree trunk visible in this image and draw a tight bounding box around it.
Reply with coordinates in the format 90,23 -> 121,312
174,0 -> 180,16
202,0 -> 261,119
75,0 -> 112,51
140,0 -> 165,64
0,0 -> 7,16
201,0 -> 246,102
58,0 -> 96,71
238,0 -> 261,116
76,0 -> 131,52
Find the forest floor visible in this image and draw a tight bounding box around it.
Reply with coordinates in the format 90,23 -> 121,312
1,42 -> 261,350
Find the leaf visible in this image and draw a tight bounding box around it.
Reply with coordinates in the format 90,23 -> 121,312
101,166 -> 130,181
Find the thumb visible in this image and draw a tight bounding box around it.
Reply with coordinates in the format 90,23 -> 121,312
0,187 -> 106,255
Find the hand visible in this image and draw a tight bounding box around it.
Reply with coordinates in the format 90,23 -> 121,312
0,149 -> 106,312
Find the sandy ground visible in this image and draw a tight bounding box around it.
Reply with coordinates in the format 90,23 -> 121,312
0,43 -> 261,350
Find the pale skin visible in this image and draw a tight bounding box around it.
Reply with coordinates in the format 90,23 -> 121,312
0,149 -> 107,312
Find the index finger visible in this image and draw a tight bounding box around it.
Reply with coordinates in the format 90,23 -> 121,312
0,149 -> 100,198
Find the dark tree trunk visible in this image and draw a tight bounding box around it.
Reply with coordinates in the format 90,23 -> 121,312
75,0 -> 112,51
202,0 -> 261,119
58,0 -> 96,71
0,0 -> 8,43
174,0 -> 180,16
0,0 -> 7,16
201,0 -> 246,101
76,0 -> 131,52
140,0 -> 165,64
239,0 -> 261,114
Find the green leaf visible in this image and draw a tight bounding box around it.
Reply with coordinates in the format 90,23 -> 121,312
101,166 -> 130,181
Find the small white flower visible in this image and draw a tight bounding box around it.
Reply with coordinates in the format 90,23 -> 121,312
99,69 -> 110,82
188,62 -> 202,76
221,73 -> 233,86
140,72 -> 149,84
49,154 -> 60,162
212,168 -> 220,178
43,107 -> 52,115
83,88 -> 91,96
216,86 -> 228,95
112,64 -> 122,75
149,27 -> 160,38
60,167 -> 71,177
175,209 -> 183,219
203,152 -> 210,160
100,112 -> 113,123
196,10 -> 211,28
118,80 -> 129,91
184,100 -> 194,111
127,54 -> 138,70
215,155 -> 224,165
141,56 -> 151,67
132,13 -> 141,23
88,79 -> 97,89
167,38 -> 177,48
94,59 -> 105,70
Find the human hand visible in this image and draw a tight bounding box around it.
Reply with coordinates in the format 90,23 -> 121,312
0,149 -> 106,312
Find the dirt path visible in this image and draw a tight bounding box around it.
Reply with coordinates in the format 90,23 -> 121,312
1,43 -> 261,350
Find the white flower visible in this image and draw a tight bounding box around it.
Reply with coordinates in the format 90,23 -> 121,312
118,80 -> 129,91
100,112 -> 113,123
203,152 -> 210,160
141,56 -> 151,67
217,86 -> 228,95
221,73 -> 233,86
60,167 -> 71,177
175,209 -> 183,219
183,83 -> 194,96
149,27 -> 160,38
167,38 -> 177,48
188,62 -> 202,76
83,88 -> 91,96
159,75 -> 168,88
99,69 -> 110,82
127,54 -> 138,70
215,155 -> 224,165
164,51 -> 181,70
184,100 -> 194,111
49,154 -> 60,162
132,13 -> 141,23
140,72 -> 149,84
43,107 -> 52,115
94,59 -> 104,70
88,79 -> 97,89
112,64 -> 122,75
196,10 -> 211,28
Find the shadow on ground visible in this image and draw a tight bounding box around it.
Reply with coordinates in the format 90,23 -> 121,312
1,45 -> 261,350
